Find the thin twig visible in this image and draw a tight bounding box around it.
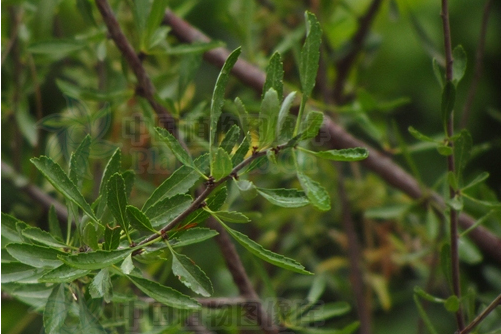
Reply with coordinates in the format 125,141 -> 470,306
440,0 -> 465,329
94,0 -> 178,136
460,0 -> 492,129
337,167 -> 372,334
162,10 -> 501,264
1,7 -> 23,65
460,294 -> 501,334
332,0 -> 383,104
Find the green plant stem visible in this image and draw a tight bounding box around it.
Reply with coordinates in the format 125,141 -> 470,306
440,0 -> 465,330
460,293 -> 501,334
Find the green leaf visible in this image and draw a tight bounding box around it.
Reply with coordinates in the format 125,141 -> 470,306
211,211 -> 251,223
221,223 -> 312,275
123,170 -> 136,198
211,147 -> 233,181
2,283 -> 53,310
145,194 -> 193,228
444,295 -> 460,313
220,124 -> 242,154
302,147 -> 369,161
31,156 -> 98,224
90,268 -> 113,303
452,45 -> 467,85
441,81 -> 456,126
299,11 -> 322,99
414,295 -> 439,334
235,179 -> 258,200
297,172 -> 330,211
157,41 -> 225,55
126,205 -> 156,232
301,111 -> 324,140
107,173 -> 129,235
306,275 -> 326,304
48,206 -> 63,241
76,0 -> 96,26
437,144 -> 453,156
78,297 -> 107,333
232,132 -> 251,166
171,228 -> 219,248
28,39 -> 86,56
454,129 -> 472,176
458,238 -> 483,264
440,243 -> 453,288
447,197 -> 463,211
408,126 -> 439,143
69,135 -> 91,185
44,284 -> 68,334
143,154 -> 209,211
103,225 -> 121,251
462,172 -> 489,191
38,264 -> 90,283
1,213 -> 28,243
61,249 -> 133,270
256,188 -> 310,208
264,52 -> 284,100
21,227 -> 67,248
144,0 -> 169,50
259,88 -> 280,148
121,254 -> 135,275
414,286 -> 445,303
7,244 -> 65,268
127,275 -> 201,309
277,91 -> 297,140
447,171 -> 459,191
300,302 -> 351,323
169,248 -> 213,297
210,47 -> 241,157
155,127 -> 194,168
432,58 -> 445,88
1,263 -> 45,284
178,53 -> 202,101
96,149 -> 121,217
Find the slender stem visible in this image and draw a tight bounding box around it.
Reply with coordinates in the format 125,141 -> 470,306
440,0 -> 465,330
460,0 -> 492,129
460,294 -> 501,334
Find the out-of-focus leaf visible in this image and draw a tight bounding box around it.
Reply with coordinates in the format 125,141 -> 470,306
432,58 -> 445,88
300,302 -> 351,323
259,88 -> 280,148
301,111 -> 324,140
302,147 -> 369,161
277,92 -> 297,140
458,238 -> 483,264
444,295 -> 460,313
441,82 -> 456,126
28,39 -> 86,56
408,126 -> 439,143
89,268 -> 113,303
235,179 -> 258,200
44,284 -> 68,334
48,206 -> 64,241
452,45 -> 467,85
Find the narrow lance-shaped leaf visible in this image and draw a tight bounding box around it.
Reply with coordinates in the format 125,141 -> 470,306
44,284 -> 68,334
127,275 -> 201,309
107,173 -> 130,236
452,45 -> 467,85
69,135 -> 91,185
171,228 -> 219,248
441,82 -> 456,129
96,148 -> 121,218
220,124 -> 242,154
210,47 -> 242,165
277,91 -> 297,141
263,52 -> 284,100
126,205 -> 156,232
299,11 -> 322,99
39,264 -> 90,283
166,243 -> 213,297
235,179 -> 258,200
301,111 -> 324,140
259,88 -> 280,148
219,222 -> 312,275
256,188 -> 310,208
21,227 -> 67,248
145,194 -> 193,228
297,172 -> 331,211
60,248 -> 133,270
210,211 -> 251,223
144,0 -> 169,50
155,127 -> 194,168
232,132 -> 251,166
211,147 -> 233,181
31,156 -> 99,224
6,243 -> 65,268
300,147 -> 369,161
300,302 -> 351,323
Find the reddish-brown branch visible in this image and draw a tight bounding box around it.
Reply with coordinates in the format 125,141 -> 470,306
94,0 -> 178,135
332,0 -> 383,104
162,10 -> 501,265
460,293 -> 501,334
460,0 -> 492,129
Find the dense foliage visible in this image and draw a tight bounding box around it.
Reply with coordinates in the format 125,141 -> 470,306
2,1 -> 501,334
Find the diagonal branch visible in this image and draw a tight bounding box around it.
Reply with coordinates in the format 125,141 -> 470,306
162,10 -> 501,265
94,0 -> 178,135
460,293 -> 501,334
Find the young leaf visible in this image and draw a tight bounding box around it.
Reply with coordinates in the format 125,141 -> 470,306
220,223 -> 312,275
210,47 -> 242,160
171,228 -> 219,248
155,127 -> 194,168
38,265 -> 90,283
6,243 -> 65,268
127,275 -> 201,309
300,302 -> 351,323
235,179 -> 258,200
414,295 -> 439,334
21,227 -> 67,248
90,268 -> 113,303
126,205 -> 156,232
211,147 -> 233,181
414,286 -> 445,303
143,154 -> 209,211
302,147 -> 369,161
144,0 -> 169,50
211,211 -> 251,223
121,254 -> 135,275
277,91 -> 297,140
256,188 -> 310,208
60,248 -> 132,270
432,58 -> 445,88
232,132 -> 251,166
145,194 -> 193,228
220,124 -> 242,154
44,284 -> 68,334
103,225 -> 121,251
441,82 -> 456,126
31,156 -> 99,224
299,11 -> 322,99
48,206 -> 63,241
259,88 -> 280,148
69,135 -> 91,185
452,45 -> 467,85
408,126 -> 439,143
107,173 -> 129,235
96,149 -> 121,217
301,111 -> 324,140
297,172 -> 331,211
264,52 -> 284,100
168,247 -> 213,297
